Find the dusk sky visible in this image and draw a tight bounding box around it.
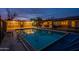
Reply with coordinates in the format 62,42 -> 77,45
0,8 -> 79,20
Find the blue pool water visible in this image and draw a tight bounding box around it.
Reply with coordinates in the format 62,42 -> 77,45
21,29 -> 66,50
43,33 -> 79,51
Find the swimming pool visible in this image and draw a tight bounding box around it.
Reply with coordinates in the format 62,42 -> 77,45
18,29 -> 66,50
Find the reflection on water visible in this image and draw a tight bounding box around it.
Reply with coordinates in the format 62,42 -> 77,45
23,29 -> 36,34
16,29 -> 36,34
16,28 -> 52,35
23,29 -> 52,35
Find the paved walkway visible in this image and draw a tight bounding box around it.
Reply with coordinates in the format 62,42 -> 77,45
0,31 -> 26,51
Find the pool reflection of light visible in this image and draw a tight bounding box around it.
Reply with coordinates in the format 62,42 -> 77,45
24,29 -> 35,34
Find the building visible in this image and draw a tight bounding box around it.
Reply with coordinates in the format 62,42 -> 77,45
37,16 -> 79,29
53,16 -> 79,29
6,20 -> 20,31
4,16 -> 79,32
6,20 -> 34,32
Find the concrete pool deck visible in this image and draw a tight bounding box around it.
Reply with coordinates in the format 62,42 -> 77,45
52,28 -> 79,33
0,31 -> 26,51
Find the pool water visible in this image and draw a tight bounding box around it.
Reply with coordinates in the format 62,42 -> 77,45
21,29 -> 66,50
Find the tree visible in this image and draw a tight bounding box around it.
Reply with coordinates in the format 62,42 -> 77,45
36,17 -> 42,21
30,17 -> 43,28
30,18 -> 36,21
6,8 -> 18,20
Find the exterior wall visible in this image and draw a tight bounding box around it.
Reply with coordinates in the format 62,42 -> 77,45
23,21 -> 34,28
53,20 -> 79,29
68,20 -> 76,28
71,20 -> 76,28
76,20 -> 79,28
53,21 -> 59,27
60,20 -> 68,28
53,20 -> 79,28
6,20 -> 34,31
5,19 -> 79,32
6,20 -> 20,31
53,20 -> 68,28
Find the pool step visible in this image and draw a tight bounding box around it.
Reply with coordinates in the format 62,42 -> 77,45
17,33 -> 35,51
